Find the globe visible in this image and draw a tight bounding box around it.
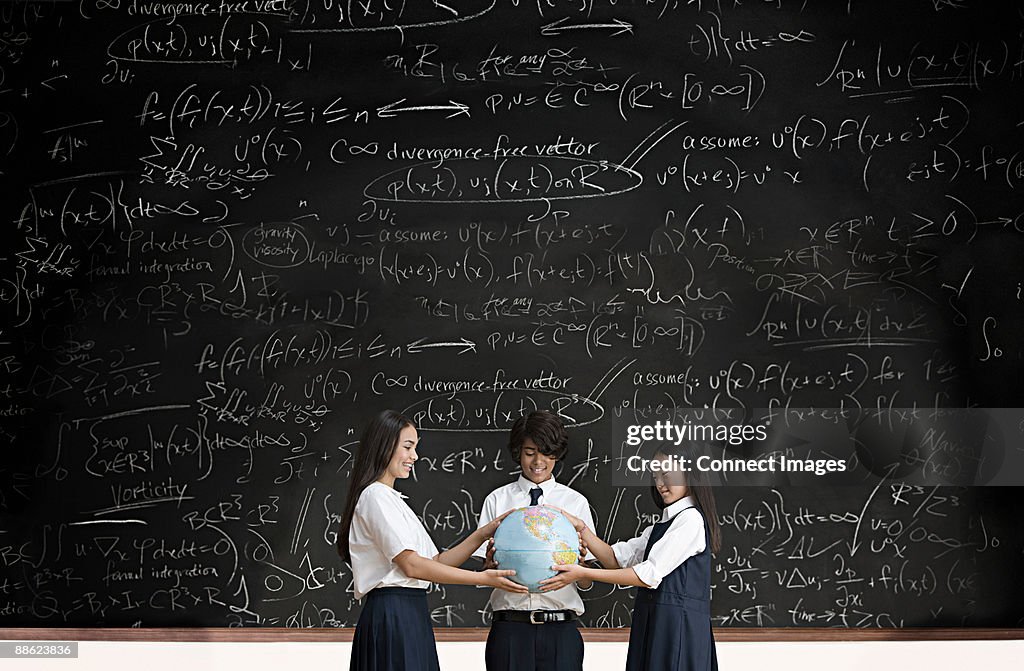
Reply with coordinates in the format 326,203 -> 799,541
492,505 -> 580,592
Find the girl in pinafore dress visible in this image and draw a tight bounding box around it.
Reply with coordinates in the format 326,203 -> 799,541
541,447 -> 721,671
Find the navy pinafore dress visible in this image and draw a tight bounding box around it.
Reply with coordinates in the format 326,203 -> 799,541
625,506 -> 718,671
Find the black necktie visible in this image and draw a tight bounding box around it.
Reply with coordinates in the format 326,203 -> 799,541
529,487 -> 542,506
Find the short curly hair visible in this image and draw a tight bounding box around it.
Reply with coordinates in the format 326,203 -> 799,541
507,410 -> 569,461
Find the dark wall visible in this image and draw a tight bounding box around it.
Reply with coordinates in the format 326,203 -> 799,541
1,0 -> 1022,628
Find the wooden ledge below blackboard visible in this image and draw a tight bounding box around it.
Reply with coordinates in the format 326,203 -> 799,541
1,628 -> 1021,642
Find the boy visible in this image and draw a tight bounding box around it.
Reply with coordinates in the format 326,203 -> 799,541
475,410 -> 597,671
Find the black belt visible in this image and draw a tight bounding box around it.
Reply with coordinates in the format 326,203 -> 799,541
492,609 -> 577,624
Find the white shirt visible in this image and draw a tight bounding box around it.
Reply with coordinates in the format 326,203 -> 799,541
611,495 -> 705,590
475,476 -> 596,615
349,482 -> 440,599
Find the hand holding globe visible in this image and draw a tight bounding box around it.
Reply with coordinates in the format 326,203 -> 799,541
491,505 -> 583,592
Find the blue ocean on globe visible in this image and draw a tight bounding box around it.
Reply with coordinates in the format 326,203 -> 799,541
492,505 -> 580,592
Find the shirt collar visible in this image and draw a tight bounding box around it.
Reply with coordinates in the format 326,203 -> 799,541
373,481 -> 408,499
661,495 -> 696,522
516,474 -> 557,495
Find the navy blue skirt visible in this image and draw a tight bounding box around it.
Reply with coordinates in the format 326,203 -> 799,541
350,587 -> 440,671
625,591 -> 717,671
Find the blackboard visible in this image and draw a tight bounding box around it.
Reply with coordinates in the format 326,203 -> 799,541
1,0 -> 1023,631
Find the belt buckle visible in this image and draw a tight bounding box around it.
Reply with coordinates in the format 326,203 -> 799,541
529,610 -> 547,625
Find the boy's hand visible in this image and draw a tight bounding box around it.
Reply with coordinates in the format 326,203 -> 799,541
483,537 -> 498,570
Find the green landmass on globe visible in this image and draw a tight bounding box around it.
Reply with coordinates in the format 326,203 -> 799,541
492,505 -> 581,592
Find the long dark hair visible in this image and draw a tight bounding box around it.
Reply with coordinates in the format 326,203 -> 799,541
649,443 -> 722,555
336,410 -> 414,563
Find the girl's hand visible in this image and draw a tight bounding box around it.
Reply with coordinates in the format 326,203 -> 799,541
482,569 -> 529,593
539,563 -> 589,592
478,509 -> 514,539
552,507 -> 586,533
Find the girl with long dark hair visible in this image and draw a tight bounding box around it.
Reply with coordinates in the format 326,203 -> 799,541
540,444 -> 721,671
338,409 -> 528,671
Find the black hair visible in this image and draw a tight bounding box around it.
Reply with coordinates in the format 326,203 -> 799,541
649,443 -> 722,555
337,409 -> 414,563
508,410 -> 569,461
